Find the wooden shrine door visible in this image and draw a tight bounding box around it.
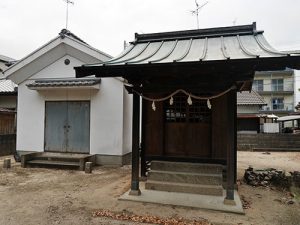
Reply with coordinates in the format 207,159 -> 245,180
164,94 -> 211,158
144,94 -> 211,159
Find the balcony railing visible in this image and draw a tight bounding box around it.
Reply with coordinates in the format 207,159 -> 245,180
253,84 -> 294,93
259,103 -> 294,112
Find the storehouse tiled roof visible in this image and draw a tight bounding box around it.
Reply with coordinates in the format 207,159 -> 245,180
26,78 -> 101,88
237,90 -> 266,105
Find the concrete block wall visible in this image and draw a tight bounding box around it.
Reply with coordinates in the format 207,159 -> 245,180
237,133 -> 300,151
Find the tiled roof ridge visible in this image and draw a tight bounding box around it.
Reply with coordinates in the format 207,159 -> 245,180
26,78 -> 101,88
59,29 -> 88,45
34,77 -> 101,83
134,22 -> 260,43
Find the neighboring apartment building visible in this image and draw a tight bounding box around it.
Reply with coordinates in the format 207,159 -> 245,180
253,69 -> 295,116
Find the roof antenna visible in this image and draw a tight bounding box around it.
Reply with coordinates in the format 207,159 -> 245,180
190,0 -> 208,29
124,40 -> 129,50
63,0 -> 74,29
232,18 -> 237,26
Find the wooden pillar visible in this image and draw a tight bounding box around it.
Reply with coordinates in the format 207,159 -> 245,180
140,99 -> 147,178
129,93 -> 141,196
234,92 -> 237,183
140,139 -> 147,178
224,89 -> 236,205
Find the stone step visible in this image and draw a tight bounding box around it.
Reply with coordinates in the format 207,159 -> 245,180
26,159 -> 80,167
145,180 -> 223,196
148,170 -> 222,185
21,152 -> 95,171
34,156 -> 82,162
36,152 -> 93,160
151,161 -> 223,174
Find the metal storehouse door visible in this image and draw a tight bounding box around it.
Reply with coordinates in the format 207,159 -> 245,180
45,101 -> 90,153
66,101 -> 90,153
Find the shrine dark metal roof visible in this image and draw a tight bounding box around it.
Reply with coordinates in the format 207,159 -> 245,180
26,78 -> 101,88
75,23 -> 300,94
76,22 -> 300,75
105,26 -> 289,64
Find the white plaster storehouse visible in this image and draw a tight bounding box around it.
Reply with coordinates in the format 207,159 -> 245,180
4,29 -> 132,165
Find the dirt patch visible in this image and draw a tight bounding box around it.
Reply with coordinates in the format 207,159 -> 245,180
0,153 -> 300,225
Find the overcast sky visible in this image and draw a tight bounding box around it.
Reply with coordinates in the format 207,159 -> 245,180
1,0 -> 300,60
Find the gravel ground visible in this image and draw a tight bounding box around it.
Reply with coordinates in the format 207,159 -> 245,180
0,152 -> 299,225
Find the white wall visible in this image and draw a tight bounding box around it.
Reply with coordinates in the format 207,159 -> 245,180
17,82 -> 45,151
237,105 -> 259,114
295,70 -> 300,107
17,55 -> 128,156
30,55 -> 82,80
90,77 -> 124,156
122,86 -> 132,155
